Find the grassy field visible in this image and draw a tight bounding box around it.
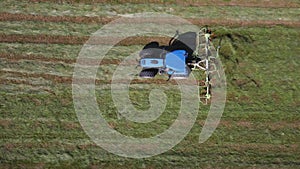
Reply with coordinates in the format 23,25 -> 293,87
0,0 -> 300,168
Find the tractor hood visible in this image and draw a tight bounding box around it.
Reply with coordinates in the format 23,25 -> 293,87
140,58 -> 164,68
165,50 -> 187,73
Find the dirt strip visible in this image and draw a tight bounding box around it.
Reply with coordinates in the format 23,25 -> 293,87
1,140 -> 298,154
0,53 -> 137,65
1,12 -> 300,28
0,77 -> 200,86
0,12 -> 115,24
25,0 -> 300,8
0,34 -> 87,45
0,53 -> 75,63
0,71 -> 73,84
188,19 -> 300,28
1,118 -> 299,131
1,70 -> 200,85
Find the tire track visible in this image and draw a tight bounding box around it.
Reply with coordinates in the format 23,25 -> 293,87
1,12 -> 300,28
25,0 -> 300,8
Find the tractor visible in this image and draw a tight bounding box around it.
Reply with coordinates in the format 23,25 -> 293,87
138,27 -> 221,104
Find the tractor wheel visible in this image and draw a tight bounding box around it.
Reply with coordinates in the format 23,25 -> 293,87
143,41 -> 159,50
139,69 -> 158,78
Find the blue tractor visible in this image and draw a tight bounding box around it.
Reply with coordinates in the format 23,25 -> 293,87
139,31 -> 200,80
138,28 -> 220,103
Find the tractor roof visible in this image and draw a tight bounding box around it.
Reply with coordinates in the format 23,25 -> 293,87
165,50 -> 187,73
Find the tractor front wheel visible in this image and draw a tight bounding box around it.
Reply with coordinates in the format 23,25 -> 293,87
139,69 -> 158,78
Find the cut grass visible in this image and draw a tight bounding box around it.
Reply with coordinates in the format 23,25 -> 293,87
0,21 -> 101,36
0,14 -> 300,168
2,13 -> 300,28
0,26 -> 299,113
1,1 -> 300,21
23,0 -> 300,8
0,43 -> 143,59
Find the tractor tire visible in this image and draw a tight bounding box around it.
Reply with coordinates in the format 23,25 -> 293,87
139,69 -> 158,78
143,41 -> 159,50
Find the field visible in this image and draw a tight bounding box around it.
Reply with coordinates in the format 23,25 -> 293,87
0,0 -> 300,168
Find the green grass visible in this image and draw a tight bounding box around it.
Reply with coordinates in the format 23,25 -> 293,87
0,21 -> 101,36
1,0 -> 300,21
1,26 -> 299,111
0,43 -> 143,59
1,1 -> 300,168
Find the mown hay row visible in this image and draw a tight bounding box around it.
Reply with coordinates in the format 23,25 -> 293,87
1,70 -> 200,85
0,34 -> 170,45
25,0 -> 300,8
0,12 -> 114,24
0,53 -> 136,65
1,12 -> 300,28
